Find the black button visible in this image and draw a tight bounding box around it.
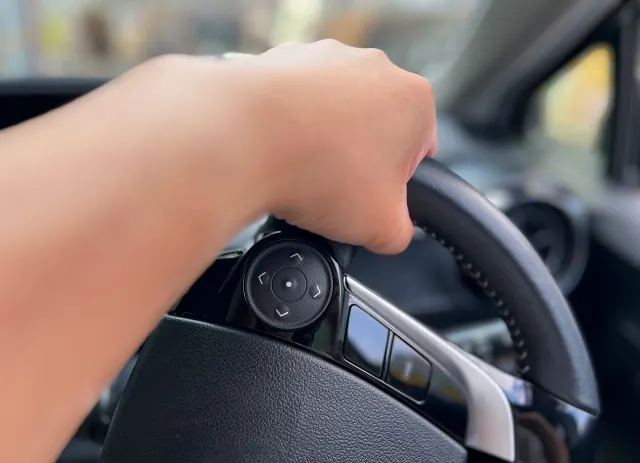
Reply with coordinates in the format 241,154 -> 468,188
343,305 -> 389,378
243,240 -> 333,331
288,252 -> 304,263
309,284 -> 323,299
274,306 -> 290,318
256,271 -> 270,286
272,267 -> 307,302
386,336 -> 431,402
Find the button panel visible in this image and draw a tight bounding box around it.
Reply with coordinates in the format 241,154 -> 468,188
343,305 -> 389,377
243,241 -> 333,331
342,305 -> 432,402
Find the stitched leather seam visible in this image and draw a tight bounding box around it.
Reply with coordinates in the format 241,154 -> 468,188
418,224 -> 531,374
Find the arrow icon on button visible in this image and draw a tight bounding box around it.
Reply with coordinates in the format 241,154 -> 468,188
276,308 -> 289,317
258,272 -> 267,284
289,253 -> 302,261
312,285 -> 322,299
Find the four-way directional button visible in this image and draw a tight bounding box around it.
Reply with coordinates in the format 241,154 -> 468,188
311,285 -> 322,299
243,241 -> 333,331
275,307 -> 289,318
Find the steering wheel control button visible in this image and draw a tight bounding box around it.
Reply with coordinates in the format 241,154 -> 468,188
243,240 -> 334,331
289,252 -> 303,262
343,305 -> 389,378
310,284 -> 322,299
272,267 -> 307,302
386,335 -> 432,402
274,306 -> 290,318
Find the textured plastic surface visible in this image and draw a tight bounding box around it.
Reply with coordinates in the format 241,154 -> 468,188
244,241 -> 333,330
101,317 -> 467,463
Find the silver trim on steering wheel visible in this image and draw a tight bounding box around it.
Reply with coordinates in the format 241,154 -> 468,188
345,275 -> 515,462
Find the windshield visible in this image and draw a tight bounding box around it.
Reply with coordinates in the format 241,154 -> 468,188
0,0 -> 484,80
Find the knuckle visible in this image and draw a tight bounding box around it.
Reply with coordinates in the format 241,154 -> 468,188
363,47 -> 389,61
404,73 -> 436,131
317,38 -> 343,47
146,53 -> 190,69
409,73 -> 434,102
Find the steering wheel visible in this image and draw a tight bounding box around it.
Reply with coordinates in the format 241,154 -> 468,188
100,160 -> 599,463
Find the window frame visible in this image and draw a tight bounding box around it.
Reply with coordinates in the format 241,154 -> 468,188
535,42 -> 614,153
606,1 -> 640,185
514,2 -> 640,187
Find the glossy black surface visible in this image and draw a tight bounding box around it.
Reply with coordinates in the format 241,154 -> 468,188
343,305 -> 389,378
386,335 -> 432,402
172,228 -> 598,462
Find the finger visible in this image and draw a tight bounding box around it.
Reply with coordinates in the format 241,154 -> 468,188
402,73 -> 437,181
365,187 -> 413,255
406,132 -> 437,182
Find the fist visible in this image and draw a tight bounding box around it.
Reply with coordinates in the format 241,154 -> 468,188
118,41 -> 437,255
247,40 -> 437,254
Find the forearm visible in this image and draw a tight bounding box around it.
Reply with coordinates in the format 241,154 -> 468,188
0,59 -> 269,462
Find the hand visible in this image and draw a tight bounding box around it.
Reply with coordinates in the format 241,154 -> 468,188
0,41 -> 436,463
106,40 -> 436,255
248,40 -> 437,254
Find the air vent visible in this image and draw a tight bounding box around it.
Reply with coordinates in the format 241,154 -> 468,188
506,203 -> 573,280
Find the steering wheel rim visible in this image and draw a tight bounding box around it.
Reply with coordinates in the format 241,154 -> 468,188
406,159 -> 598,413
100,159 -> 599,463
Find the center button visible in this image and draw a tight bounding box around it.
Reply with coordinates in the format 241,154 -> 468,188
272,267 -> 307,303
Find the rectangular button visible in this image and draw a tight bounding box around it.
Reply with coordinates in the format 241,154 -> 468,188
343,305 -> 389,377
386,335 -> 432,402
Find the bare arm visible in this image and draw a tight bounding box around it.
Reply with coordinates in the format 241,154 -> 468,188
0,43 -> 435,463
0,57 -> 272,462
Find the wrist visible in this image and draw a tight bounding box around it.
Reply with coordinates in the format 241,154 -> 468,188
203,60 -> 315,217
113,57 -> 277,238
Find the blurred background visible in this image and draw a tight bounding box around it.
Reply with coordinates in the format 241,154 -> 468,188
0,0 -> 611,152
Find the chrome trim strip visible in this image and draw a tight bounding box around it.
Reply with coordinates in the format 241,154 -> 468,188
345,275 -> 515,462
471,357 -> 534,408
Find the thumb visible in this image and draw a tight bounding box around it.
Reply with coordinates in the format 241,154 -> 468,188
366,187 -> 413,255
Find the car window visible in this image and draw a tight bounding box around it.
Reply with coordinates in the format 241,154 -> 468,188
0,0 -> 487,79
537,43 -> 614,151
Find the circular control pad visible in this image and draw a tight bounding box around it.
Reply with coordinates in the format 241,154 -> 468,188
272,267 -> 307,302
243,240 -> 333,331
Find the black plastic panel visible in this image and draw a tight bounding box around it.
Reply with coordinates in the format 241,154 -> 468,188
386,335 -> 432,402
101,317 -> 467,463
343,305 -> 389,377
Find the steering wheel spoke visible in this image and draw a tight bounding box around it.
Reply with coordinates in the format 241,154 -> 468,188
344,275 -> 515,461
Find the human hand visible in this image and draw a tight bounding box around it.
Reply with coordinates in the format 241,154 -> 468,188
241,40 -> 437,254
109,40 -> 436,255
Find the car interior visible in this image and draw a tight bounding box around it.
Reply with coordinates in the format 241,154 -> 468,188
3,0 -> 640,462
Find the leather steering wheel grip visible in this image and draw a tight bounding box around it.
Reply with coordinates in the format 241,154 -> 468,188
408,159 -> 599,414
